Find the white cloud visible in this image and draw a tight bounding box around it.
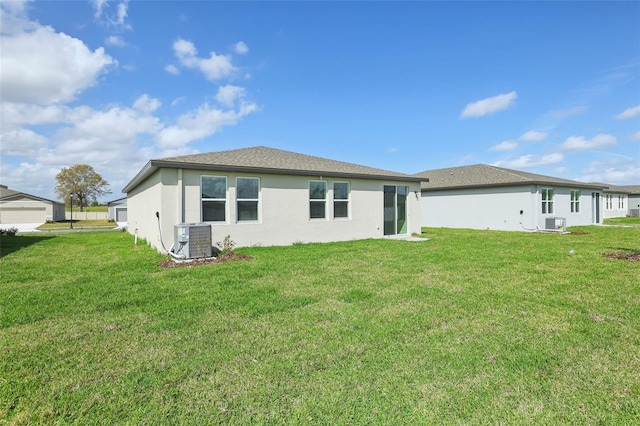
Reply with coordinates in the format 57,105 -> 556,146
0,25 -> 115,104
631,131 -> 640,142
520,130 -> 548,142
105,35 -> 125,47
133,94 -> 161,114
615,105 -> 640,120
1,102 -> 164,197
494,153 -> 563,169
577,159 -> 640,184
1,102 -> 67,128
53,107 -> 161,157
461,91 -> 517,118
171,97 -> 185,106
559,134 -> 617,151
0,2 -> 259,200
234,41 -> 249,55
173,38 -> 235,81
0,128 -> 48,156
164,64 -> 180,75
92,0 -> 107,19
548,106 -> 587,119
92,0 -> 131,30
155,101 -> 257,149
215,84 -> 246,107
489,140 -> 518,152
0,0 -> 36,34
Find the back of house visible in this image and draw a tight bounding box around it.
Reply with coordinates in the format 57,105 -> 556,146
413,164 -> 608,231
123,146 -> 424,253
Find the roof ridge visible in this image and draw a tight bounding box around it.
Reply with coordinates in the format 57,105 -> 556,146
484,164 -> 531,182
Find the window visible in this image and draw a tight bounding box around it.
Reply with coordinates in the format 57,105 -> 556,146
237,177 -> 259,221
309,180 -> 327,219
605,194 -> 613,210
333,182 -> 350,219
541,188 -> 554,214
618,195 -> 625,209
570,190 -> 580,213
201,176 -> 227,222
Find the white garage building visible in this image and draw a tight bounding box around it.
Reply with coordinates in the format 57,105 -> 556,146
0,185 -> 66,225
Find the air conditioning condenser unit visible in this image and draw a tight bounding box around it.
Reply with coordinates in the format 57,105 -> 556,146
545,217 -> 566,231
173,223 -> 212,259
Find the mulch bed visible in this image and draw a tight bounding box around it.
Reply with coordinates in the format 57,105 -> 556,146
158,252 -> 255,268
603,251 -> 640,262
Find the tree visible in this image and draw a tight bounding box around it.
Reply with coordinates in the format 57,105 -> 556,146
55,164 -> 111,211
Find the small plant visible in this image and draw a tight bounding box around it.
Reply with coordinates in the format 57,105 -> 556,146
0,227 -> 19,236
215,235 -> 236,254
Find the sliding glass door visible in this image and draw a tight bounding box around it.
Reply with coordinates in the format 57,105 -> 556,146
383,185 -> 408,236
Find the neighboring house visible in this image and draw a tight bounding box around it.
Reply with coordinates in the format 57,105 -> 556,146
625,186 -> 640,217
0,185 -> 65,224
413,164 -> 606,232
107,197 -> 128,223
123,146 -> 424,251
595,184 -> 640,218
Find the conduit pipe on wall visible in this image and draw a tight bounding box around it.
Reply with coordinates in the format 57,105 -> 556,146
155,211 -> 187,260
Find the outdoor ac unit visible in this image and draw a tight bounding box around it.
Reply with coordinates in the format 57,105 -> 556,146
173,223 -> 212,259
545,217 -> 566,231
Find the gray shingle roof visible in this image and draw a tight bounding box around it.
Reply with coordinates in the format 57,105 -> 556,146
620,185 -> 640,195
124,146 -> 423,193
0,185 -> 62,204
0,186 -> 22,199
413,164 -> 607,191
589,183 -> 640,195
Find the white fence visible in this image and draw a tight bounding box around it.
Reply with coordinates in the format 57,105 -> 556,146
65,212 -> 108,220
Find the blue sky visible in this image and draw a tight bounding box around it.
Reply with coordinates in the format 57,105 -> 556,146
1,0 -> 639,201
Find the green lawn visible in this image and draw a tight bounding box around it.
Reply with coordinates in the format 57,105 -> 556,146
37,219 -> 116,231
604,216 -> 640,227
1,227 -> 639,424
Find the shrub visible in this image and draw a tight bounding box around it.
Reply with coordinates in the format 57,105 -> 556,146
215,235 -> 236,255
0,227 -> 19,236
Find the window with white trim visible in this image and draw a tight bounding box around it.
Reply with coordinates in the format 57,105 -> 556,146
201,176 -> 227,222
618,195 -> 625,209
309,180 -> 327,219
237,177 -> 259,222
333,182 -> 350,219
570,189 -> 580,213
605,194 -> 613,210
541,188 -> 554,214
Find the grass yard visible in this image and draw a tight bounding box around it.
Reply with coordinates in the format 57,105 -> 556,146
1,227 -> 639,424
604,216 -> 640,227
37,219 -> 117,231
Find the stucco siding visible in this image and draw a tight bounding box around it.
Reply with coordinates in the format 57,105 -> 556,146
602,193 -> 630,219
537,186 -> 594,229
421,186 -> 536,231
130,168 -> 421,252
421,185 -> 597,231
0,196 -> 64,223
126,170 -> 163,248
629,194 -> 640,217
